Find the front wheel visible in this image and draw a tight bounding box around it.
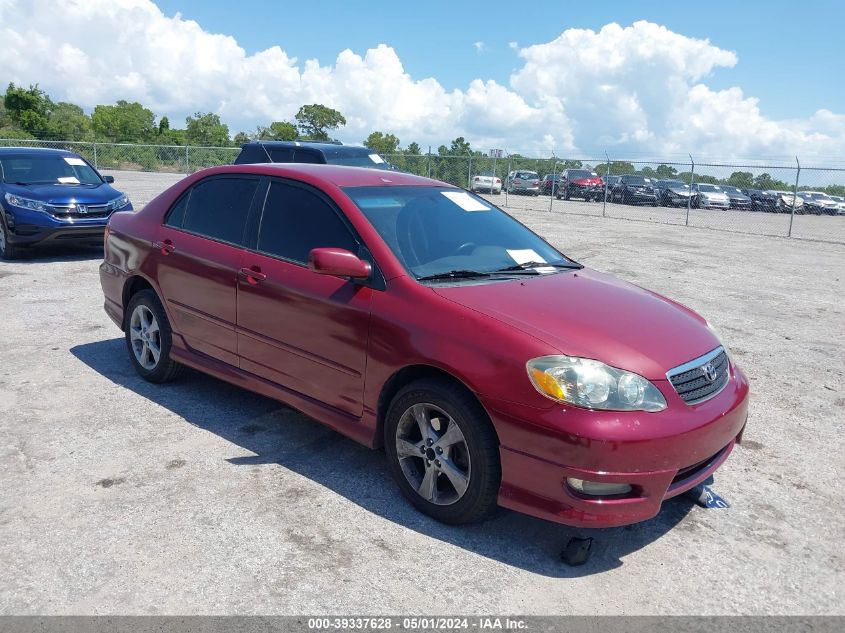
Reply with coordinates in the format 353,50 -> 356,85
384,379 -> 501,525
125,289 -> 184,383
0,219 -> 23,260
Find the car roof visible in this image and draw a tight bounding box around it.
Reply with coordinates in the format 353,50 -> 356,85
241,140 -> 372,155
196,163 -> 450,188
0,147 -> 78,157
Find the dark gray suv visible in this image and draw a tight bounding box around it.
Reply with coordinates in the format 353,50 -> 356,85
234,141 -> 391,170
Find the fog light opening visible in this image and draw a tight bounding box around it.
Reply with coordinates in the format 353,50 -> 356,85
567,478 -> 633,497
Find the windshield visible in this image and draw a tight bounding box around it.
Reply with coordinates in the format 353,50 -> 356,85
722,186 -> 742,194
327,153 -> 391,170
809,192 -> 831,200
0,154 -> 103,185
344,186 -> 576,281
569,170 -> 596,179
660,180 -> 688,189
625,176 -> 650,185
697,184 -> 721,192
514,171 -> 538,179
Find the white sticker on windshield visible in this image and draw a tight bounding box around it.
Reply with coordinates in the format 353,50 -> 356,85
369,154 -> 385,164
63,157 -> 87,166
441,191 -> 490,211
58,176 -> 80,184
506,249 -> 555,273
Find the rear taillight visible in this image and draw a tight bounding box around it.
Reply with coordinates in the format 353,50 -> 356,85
533,180 -> 539,185
495,178 -> 501,183
474,177 -> 480,181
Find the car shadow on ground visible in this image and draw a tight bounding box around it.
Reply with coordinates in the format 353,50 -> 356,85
71,337 -> 698,578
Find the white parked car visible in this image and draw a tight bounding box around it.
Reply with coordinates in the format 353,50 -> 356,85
692,184 -> 731,209
470,171 -> 502,194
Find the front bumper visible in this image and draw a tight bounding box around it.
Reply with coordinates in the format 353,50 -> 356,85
485,366 -> 750,527
699,199 -> 731,209
3,204 -> 129,246
729,199 -> 752,210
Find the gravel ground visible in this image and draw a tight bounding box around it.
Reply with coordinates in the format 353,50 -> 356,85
0,170 -> 843,615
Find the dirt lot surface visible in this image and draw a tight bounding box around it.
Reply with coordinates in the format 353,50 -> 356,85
1,170 -> 843,614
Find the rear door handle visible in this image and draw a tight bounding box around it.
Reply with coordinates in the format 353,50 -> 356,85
239,266 -> 267,284
153,239 -> 176,254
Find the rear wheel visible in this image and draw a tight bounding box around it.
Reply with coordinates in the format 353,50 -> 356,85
384,378 -> 501,525
125,289 -> 184,383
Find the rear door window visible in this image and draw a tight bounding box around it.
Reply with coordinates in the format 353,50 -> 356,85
292,150 -> 323,164
180,176 -> 260,245
256,180 -> 358,264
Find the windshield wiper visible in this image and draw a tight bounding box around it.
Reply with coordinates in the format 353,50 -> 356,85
417,269 -> 492,282
493,261 -> 582,273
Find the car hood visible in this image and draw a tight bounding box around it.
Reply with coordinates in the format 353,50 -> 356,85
571,178 -> 602,186
667,186 -> 691,195
699,191 -> 728,198
726,192 -> 750,200
4,182 -> 122,205
434,268 -> 719,380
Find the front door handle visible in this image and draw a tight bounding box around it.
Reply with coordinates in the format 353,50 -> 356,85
153,239 -> 176,255
239,266 -> 267,284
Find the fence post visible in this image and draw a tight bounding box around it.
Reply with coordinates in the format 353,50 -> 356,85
685,154 -> 695,227
603,151 -> 610,217
467,152 -> 472,189
788,156 -> 800,238
504,153 -> 511,207
427,146 -> 431,178
185,146 -> 190,175
549,153 -> 556,212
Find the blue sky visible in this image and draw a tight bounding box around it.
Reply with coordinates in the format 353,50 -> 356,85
3,0 -> 844,158
155,0 -> 844,121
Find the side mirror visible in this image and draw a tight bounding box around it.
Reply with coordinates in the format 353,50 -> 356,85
308,247 -> 371,279
103,175 -> 115,183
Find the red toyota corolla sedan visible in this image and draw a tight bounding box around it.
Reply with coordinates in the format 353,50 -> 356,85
99,164 -> 749,528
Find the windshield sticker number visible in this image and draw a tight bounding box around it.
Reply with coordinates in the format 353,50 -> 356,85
63,157 -> 87,166
57,176 -> 80,184
369,154 -> 385,164
441,191 -> 490,211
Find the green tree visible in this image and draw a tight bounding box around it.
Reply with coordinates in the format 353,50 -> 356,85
185,112 -> 230,146
158,116 -> 170,135
92,101 -> 156,142
448,136 -> 472,155
593,160 -> 636,176
233,131 -> 251,145
4,83 -> 52,136
655,164 -> 678,179
257,121 -> 298,141
47,102 -> 92,141
294,104 -> 346,141
405,142 -> 421,155
727,171 -> 754,188
363,131 -> 400,154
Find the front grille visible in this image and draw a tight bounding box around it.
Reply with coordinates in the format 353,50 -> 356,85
48,205 -> 112,220
667,347 -> 729,404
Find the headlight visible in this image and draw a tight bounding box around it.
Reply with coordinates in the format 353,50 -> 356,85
527,356 -> 667,412
109,195 -> 131,210
4,192 -> 48,212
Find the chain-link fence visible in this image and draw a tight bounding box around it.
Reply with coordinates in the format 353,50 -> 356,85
2,137 -> 843,244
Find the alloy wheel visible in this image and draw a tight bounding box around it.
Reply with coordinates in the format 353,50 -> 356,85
129,304 -> 161,370
395,403 -> 471,506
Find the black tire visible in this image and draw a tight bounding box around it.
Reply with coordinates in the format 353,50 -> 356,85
384,378 -> 501,525
124,289 -> 184,383
0,218 -> 23,260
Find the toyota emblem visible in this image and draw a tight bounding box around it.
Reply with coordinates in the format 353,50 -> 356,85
702,363 -> 717,383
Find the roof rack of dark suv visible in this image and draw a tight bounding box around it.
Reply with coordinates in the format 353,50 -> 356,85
234,140 -> 394,170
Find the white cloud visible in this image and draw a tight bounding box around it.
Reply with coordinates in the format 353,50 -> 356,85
473,41 -> 486,53
0,1 -> 842,160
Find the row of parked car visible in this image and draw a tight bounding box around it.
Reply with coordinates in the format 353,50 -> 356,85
470,168 -> 845,215
3,141 -> 844,260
